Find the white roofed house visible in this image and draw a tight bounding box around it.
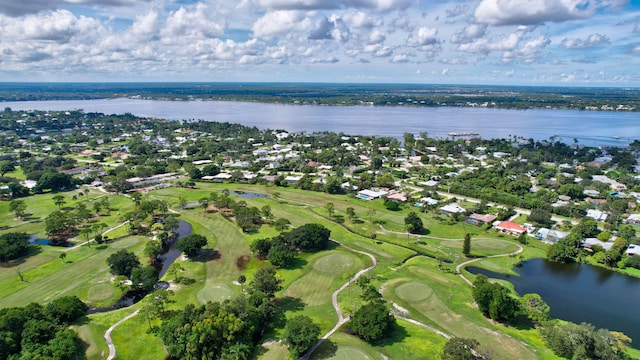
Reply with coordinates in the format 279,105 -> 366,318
586,209 -> 608,222
625,213 -> 640,225
438,203 -> 466,217
357,189 -> 388,200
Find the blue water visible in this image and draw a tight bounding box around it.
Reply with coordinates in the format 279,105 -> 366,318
1,99 -> 638,147
468,258 -> 640,346
227,190 -> 269,199
29,239 -> 73,247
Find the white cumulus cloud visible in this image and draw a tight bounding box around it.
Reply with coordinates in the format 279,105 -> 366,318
406,26 -> 438,46
562,33 -> 610,49
251,10 -> 312,39
474,0 -> 626,26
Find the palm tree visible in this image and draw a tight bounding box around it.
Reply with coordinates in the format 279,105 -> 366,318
237,274 -> 246,292
368,207 -> 376,223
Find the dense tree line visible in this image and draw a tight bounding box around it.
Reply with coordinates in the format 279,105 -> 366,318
0,232 -> 30,262
0,296 -> 86,360
157,265 -> 282,360
472,275 -> 520,322
251,223 -> 331,268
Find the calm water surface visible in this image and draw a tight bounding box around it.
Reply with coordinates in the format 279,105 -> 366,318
468,258 -> 640,346
2,99 -> 639,146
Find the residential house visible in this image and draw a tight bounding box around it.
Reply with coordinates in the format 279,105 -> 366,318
465,213 -> 497,226
626,244 -> 640,256
534,228 -> 569,244
624,214 -> 640,225
387,193 -> 408,202
582,238 -> 613,251
586,209 -> 608,222
494,221 -> 526,236
438,203 -> 466,217
357,189 -> 389,200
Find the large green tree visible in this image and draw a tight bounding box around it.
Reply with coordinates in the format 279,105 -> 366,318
404,211 -> 424,234
282,315 -> 320,357
472,275 -> 520,322
131,265 -> 160,292
250,265 -> 282,298
284,223 -> 331,251
9,199 -> 27,219
440,337 -> 480,360
0,232 -> 30,261
106,249 -> 141,277
349,300 -> 395,343
463,233 -> 471,257
175,234 -> 208,258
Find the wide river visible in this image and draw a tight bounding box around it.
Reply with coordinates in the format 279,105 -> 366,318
2,98 -> 639,147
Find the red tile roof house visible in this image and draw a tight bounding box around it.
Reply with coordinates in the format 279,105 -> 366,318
494,221 -> 526,236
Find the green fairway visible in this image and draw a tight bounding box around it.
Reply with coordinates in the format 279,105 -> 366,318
0,236 -> 146,308
323,346 -> 372,360
197,283 -> 233,303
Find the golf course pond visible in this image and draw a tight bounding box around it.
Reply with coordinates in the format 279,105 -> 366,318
89,220 -> 192,313
467,258 -> 640,347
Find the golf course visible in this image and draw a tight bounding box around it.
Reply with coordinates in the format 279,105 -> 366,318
0,181 -> 585,359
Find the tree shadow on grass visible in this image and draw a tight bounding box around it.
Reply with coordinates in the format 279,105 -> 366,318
277,296 -> 305,312
374,320 -> 408,346
270,296 -> 306,330
507,316 -> 536,331
195,249 -> 221,263
1,247 -> 43,268
309,339 -> 338,359
283,257 -> 308,270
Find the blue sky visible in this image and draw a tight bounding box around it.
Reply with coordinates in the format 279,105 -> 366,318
0,0 -> 638,85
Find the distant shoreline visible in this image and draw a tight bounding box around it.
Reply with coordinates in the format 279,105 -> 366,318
0,82 -> 638,112
2,98 -> 638,147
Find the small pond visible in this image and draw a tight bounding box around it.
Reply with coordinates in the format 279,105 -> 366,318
225,190 -> 269,199
467,258 -> 640,346
157,220 -> 193,279
88,220 -> 193,314
29,234 -> 73,247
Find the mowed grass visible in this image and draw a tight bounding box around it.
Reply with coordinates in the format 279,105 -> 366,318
285,251 -> 360,307
310,320 -> 446,360
385,256 -> 558,360
438,237 -> 520,257
280,250 -> 365,333
86,283 -> 114,302
0,236 -> 146,308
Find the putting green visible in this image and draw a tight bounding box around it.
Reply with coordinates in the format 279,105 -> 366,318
395,282 -> 433,303
86,283 -> 114,302
313,253 -> 355,274
322,346 -> 372,360
197,284 -> 233,304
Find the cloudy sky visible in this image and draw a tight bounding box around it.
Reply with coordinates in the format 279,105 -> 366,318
1,0 -> 639,85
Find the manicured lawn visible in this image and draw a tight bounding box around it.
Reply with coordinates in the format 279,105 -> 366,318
0,236 -> 146,308
0,183 -> 586,359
